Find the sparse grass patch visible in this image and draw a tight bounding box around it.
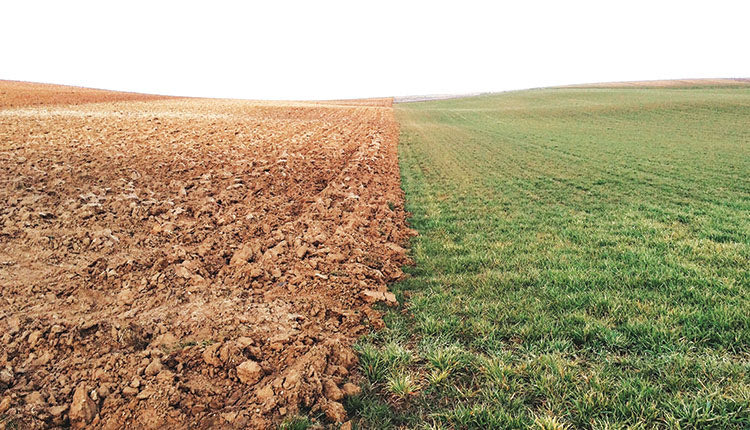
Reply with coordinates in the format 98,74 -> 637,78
353,88 -> 750,428
279,415 -> 313,430
356,341 -> 413,383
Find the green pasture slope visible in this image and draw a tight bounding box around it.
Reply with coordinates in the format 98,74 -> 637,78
350,88 -> 750,428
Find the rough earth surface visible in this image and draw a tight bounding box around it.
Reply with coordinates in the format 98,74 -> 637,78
0,81 -> 413,429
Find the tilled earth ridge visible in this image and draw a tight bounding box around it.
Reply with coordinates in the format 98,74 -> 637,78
0,91 -> 413,429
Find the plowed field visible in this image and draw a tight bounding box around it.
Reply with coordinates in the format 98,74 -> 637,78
0,81 -> 412,429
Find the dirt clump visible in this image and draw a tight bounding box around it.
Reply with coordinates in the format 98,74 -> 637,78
0,84 -> 413,428
69,383 -> 97,428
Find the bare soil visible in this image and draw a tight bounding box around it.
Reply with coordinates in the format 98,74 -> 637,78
0,82 -> 413,429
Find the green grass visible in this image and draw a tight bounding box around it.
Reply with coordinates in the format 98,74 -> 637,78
279,415 -> 314,430
350,88 -> 750,429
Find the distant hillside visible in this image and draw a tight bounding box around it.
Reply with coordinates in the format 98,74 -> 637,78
394,93 -> 484,103
565,78 -> 750,88
0,80 -> 172,109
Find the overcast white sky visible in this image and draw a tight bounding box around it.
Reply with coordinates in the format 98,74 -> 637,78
2,1 -> 749,100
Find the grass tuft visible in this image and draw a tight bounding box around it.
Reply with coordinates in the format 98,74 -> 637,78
387,371 -> 421,401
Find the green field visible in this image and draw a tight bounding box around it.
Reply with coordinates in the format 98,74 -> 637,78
348,88 -> 750,428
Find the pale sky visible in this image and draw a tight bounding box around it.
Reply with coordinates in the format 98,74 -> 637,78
2,0 -> 749,100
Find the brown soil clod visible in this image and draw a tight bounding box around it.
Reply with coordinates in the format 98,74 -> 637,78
0,81 -> 415,428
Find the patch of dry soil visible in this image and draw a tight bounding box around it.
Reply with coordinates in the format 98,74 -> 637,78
0,83 -> 413,429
